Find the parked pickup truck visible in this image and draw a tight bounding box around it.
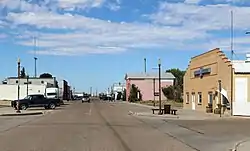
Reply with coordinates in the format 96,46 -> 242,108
11,94 -> 60,110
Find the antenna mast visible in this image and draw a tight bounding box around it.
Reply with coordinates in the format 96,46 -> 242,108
34,36 -> 38,78
231,10 -> 234,61
230,10 -> 234,116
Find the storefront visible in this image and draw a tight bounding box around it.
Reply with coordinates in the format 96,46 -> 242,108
183,48 -> 233,114
184,48 -> 250,116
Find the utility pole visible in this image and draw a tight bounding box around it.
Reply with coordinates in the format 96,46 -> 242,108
158,59 -> 162,115
16,58 -> 21,113
26,74 -> 29,96
153,78 -> 155,106
34,36 -> 38,78
218,80 -> 222,117
144,58 -> 147,73
230,10 -> 234,116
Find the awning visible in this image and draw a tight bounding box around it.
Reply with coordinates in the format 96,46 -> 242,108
216,88 -> 228,100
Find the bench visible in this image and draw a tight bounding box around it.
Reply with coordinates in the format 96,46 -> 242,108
152,108 -> 164,114
170,109 -> 177,115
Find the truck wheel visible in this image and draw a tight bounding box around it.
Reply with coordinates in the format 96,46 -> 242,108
49,103 -> 56,109
20,104 -> 27,110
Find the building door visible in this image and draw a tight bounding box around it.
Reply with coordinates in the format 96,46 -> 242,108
233,77 -> 248,116
208,92 -> 213,109
192,93 -> 195,110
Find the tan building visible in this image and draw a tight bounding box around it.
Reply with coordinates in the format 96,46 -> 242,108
183,48 -> 250,116
184,48 -> 232,114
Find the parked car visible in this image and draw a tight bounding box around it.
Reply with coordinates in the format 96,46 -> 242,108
11,94 -> 60,110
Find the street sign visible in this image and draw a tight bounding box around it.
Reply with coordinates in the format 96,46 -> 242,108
154,92 -> 159,96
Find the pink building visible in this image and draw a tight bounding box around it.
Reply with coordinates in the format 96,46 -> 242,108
125,72 -> 175,101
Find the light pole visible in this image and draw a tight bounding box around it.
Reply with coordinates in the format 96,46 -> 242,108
158,59 -> 162,115
218,80 -> 222,117
26,74 -> 29,96
16,58 -> 21,113
153,78 -> 156,106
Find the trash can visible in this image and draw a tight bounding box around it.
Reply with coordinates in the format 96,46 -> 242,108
164,105 -> 171,114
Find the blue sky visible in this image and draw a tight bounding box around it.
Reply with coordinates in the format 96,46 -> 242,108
1,0 -> 250,93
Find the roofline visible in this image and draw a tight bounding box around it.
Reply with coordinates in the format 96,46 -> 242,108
191,48 -> 220,60
7,77 -> 55,79
234,72 -> 250,74
126,77 -> 175,80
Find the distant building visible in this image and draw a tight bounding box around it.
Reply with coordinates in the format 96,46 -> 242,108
112,83 -> 125,100
58,80 -> 71,100
125,72 -> 175,101
0,77 -> 72,101
3,77 -> 57,87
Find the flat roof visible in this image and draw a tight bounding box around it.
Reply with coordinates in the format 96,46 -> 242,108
125,72 -> 175,79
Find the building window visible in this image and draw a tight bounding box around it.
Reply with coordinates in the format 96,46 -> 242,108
198,92 -> 202,105
208,92 -> 213,105
186,92 -> 190,104
16,80 -> 18,84
41,81 -> 44,84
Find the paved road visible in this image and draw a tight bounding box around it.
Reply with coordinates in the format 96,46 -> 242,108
0,101 -> 195,151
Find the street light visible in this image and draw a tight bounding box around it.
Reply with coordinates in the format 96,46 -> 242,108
26,74 -> 29,96
246,31 -> 250,34
218,80 -> 222,118
158,59 -> 162,115
16,58 -> 21,113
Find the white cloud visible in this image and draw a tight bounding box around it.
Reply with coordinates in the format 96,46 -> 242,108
150,3 -> 250,31
184,0 -> 201,4
57,0 -> 106,9
6,10 -> 214,55
2,0 -> 250,56
0,0 -> 48,12
107,3 -> 120,11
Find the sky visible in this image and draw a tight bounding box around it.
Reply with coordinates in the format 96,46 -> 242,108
1,0 -> 250,93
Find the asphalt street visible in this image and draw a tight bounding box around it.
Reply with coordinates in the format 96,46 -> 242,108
1,100 -> 250,151
0,100 -> 195,151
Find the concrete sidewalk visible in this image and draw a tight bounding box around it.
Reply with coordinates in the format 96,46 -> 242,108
0,107 -> 51,116
125,101 -> 232,120
0,100 -> 11,107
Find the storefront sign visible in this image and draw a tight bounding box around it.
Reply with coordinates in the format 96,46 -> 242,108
194,67 -> 211,77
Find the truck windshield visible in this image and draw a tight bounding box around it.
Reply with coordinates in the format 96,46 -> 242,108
24,96 -> 31,99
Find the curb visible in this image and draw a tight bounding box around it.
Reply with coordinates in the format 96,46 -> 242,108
232,139 -> 250,151
0,112 -> 43,116
126,102 -> 155,109
128,111 -> 179,119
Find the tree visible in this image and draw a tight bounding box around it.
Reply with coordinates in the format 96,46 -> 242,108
39,73 -> 53,78
20,67 -> 26,78
165,68 -> 185,102
162,86 -> 175,100
166,68 -> 185,90
128,84 -> 142,102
